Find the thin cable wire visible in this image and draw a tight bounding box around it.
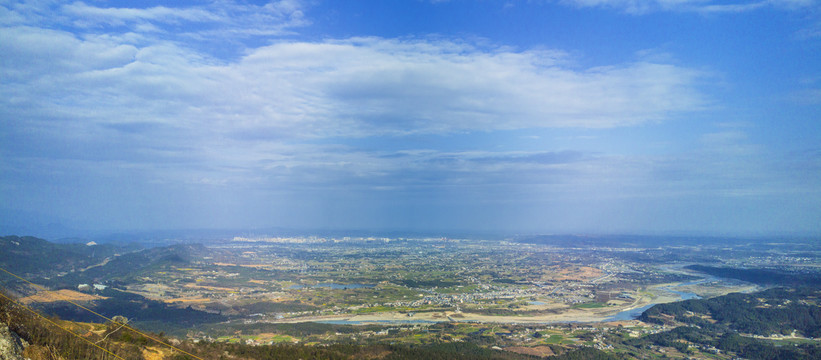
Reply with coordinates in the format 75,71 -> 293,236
0,266 -> 204,360
0,291 -> 126,360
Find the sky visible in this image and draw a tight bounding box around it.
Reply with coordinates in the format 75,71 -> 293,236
1,0 -> 820,237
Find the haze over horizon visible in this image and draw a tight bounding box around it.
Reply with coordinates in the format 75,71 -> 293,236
2,0 -> 820,237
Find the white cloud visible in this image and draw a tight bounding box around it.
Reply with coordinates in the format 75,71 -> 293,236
561,0 -> 815,13
2,0 -> 707,144
221,38 -> 706,135
62,2 -> 220,25
1,27 -> 707,143
2,1 -> 308,42
64,0 -> 308,37
0,1 -> 707,203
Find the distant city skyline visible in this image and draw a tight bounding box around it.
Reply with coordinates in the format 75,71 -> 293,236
2,0 -> 820,236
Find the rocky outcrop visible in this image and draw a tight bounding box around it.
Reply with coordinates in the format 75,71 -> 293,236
0,323 -> 28,360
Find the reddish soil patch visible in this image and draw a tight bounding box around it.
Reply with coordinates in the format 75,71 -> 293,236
505,346 -> 556,357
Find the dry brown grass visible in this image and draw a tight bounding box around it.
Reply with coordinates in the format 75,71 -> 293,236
142,346 -> 173,360
19,290 -> 107,304
505,346 -> 556,357
551,266 -> 604,281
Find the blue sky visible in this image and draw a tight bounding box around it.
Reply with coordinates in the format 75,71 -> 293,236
1,0 -> 820,236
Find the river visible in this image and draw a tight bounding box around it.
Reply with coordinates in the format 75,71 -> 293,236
604,277 -> 714,321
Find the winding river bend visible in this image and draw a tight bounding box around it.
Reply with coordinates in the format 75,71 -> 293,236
605,277 -> 712,321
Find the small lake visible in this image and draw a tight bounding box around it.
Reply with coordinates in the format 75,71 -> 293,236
289,283 -> 375,290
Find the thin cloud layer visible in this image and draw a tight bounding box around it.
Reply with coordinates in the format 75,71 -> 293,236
2,1 -> 308,36
562,0 -> 815,13
1,29 -> 706,141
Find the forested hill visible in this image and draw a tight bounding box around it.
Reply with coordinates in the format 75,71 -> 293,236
50,242 -> 211,287
0,235 -> 122,275
640,286 -> 821,337
615,287 -> 821,360
0,235 -> 215,289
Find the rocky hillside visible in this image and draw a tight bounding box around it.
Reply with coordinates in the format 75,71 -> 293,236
0,322 -> 27,360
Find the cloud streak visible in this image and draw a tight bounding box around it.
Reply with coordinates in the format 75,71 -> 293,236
60,0 -> 308,36
560,0 -> 816,14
